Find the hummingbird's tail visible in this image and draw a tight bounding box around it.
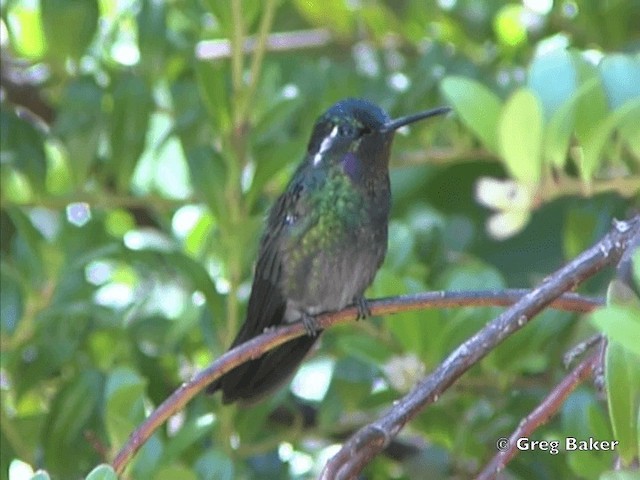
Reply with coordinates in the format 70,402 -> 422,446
207,335 -> 320,404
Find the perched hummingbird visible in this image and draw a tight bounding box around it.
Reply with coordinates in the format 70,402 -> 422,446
208,98 -> 450,404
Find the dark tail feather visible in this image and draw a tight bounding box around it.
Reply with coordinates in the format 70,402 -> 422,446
207,334 -> 320,404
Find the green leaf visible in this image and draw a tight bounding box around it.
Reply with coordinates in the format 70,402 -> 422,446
386,222 -> 416,270
185,146 -> 228,222
195,61 -> 232,132
580,98 -> 640,182
117,246 -> 225,328
85,465 -> 118,480
202,0 -> 261,35
1,110 -> 47,191
41,0 -> 99,63
441,76 -> 502,153
154,465 -> 198,480
599,54 -> 640,109
361,5 -> 400,40
0,267 -> 23,335
109,74 -> 153,191
52,77 -> 104,185
604,341 -> 640,466
487,310 -> 571,375
162,413 -> 215,463
165,250 -> 225,325
293,0 -> 353,37
194,451 -> 235,480
170,79 -> 208,149
384,309 -> 438,358
498,88 -> 543,183
43,370 -> 103,471
104,367 -> 147,448
246,139 -> 299,210
607,279 -> 640,309
252,95 -> 303,143
544,78 -> 599,169
563,390 -> 613,478
43,370 -> 102,445
574,58 -> 609,165
335,333 -> 393,365
600,471 -> 640,480
201,0 -> 232,35
562,203 -> 600,259
5,207 -> 46,284
619,110 -> 640,159
129,434 -> 165,478
324,358 -> 376,413
528,48 -> 578,121
438,260 -> 505,291
591,305 -> 640,356
137,0 -> 167,79
5,3 -> 46,58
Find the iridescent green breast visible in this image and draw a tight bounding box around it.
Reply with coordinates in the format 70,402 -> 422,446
289,167 -> 364,256
279,165 -> 372,298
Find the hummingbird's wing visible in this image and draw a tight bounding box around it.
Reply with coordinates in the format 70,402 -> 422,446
228,180 -> 300,339
208,179 -> 319,404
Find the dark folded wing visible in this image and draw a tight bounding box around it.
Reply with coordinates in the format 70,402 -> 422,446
208,183 -> 319,403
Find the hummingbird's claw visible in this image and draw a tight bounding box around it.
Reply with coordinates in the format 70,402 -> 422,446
301,312 -> 321,337
355,296 -> 371,320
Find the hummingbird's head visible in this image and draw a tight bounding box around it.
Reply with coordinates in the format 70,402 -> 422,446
306,98 -> 450,173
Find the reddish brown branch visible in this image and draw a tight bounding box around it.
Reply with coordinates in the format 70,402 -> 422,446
476,343 -> 604,480
110,289 -> 600,473
320,216 -> 639,480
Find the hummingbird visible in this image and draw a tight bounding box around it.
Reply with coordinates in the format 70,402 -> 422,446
208,98 -> 450,404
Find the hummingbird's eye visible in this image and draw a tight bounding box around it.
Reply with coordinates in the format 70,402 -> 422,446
337,124 -> 354,137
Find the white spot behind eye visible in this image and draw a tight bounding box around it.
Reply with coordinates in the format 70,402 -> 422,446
313,125 -> 340,166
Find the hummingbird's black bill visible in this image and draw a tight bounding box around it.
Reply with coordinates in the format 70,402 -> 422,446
383,106 -> 452,132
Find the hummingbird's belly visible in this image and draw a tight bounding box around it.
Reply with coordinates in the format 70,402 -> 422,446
280,175 -> 389,322
282,232 -> 385,322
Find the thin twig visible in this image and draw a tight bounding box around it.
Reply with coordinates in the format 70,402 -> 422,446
563,333 -> 603,368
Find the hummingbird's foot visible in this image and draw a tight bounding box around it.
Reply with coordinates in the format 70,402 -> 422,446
301,312 -> 321,337
354,296 -> 371,320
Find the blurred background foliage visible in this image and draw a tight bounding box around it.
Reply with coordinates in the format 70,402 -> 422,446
1,0 -> 639,478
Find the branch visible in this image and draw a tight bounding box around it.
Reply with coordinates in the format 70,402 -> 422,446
110,289 -> 600,473
0,192 -> 195,212
476,341 -> 604,480
196,28 -> 332,60
320,215 -> 639,480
